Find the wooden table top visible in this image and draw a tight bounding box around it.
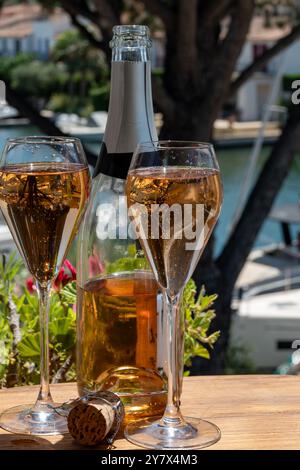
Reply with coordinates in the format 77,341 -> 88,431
1,375 -> 300,450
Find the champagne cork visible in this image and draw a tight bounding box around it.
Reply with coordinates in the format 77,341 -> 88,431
66,391 -> 124,446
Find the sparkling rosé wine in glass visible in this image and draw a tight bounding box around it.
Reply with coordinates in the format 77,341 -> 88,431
0,137 -> 90,436
124,141 -> 223,450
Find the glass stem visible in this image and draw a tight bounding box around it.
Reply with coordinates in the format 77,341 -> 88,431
161,290 -> 185,427
34,281 -> 53,410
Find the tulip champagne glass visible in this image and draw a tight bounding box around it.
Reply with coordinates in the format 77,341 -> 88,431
125,141 -> 223,449
0,136 -> 90,435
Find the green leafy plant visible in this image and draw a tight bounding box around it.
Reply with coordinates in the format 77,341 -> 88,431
0,253 -> 77,387
0,251 -> 219,387
183,281 -> 220,375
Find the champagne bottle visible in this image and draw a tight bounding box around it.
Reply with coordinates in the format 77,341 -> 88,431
77,25 -> 166,422
94,24 -> 157,179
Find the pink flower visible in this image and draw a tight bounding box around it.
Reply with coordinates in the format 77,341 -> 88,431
63,259 -> 77,280
26,277 -> 36,294
88,253 -> 104,277
26,260 -> 76,293
53,260 -> 76,292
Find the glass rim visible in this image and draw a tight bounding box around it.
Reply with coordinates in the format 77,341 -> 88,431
6,136 -> 82,145
137,140 -> 215,151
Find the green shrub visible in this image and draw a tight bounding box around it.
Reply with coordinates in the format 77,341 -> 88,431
0,53 -> 35,80
90,84 -> 110,111
11,61 -> 67,99
0,252 -> 219,387
47,93 -> 94,117
0,254 -> 76,387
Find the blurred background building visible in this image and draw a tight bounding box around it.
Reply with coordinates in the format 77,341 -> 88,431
0,4 -> 70,58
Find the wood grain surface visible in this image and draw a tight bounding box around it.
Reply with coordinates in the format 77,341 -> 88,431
1,375 -> 300,450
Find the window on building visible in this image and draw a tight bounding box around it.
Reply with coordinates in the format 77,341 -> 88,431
28,35 -> 33,52
37,38 -> 42,54
2,38 -> 7,53
44,38 -> 50,57
15,39 -> 21,54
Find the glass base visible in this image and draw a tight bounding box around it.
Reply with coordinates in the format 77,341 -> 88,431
125,416 -> 221,450
0,403 -> 68,436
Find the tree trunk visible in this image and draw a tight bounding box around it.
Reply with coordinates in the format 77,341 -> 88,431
160,1 -> 254,141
